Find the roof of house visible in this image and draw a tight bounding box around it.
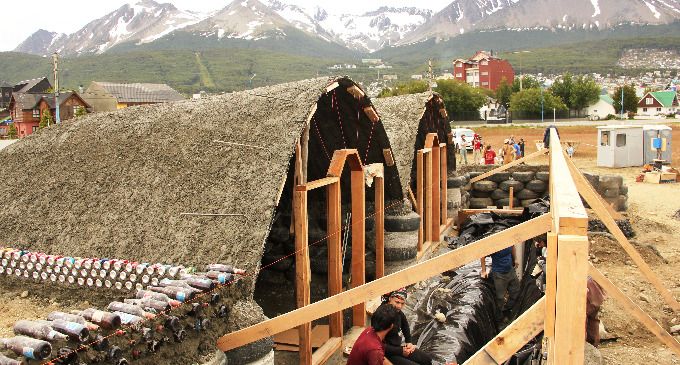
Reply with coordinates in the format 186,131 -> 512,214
10,92 -> 90,110
91,82 -> 185,103
600,94 -> 614,105
0,77 -> 365,272
0,81 -> 12,88
649,91 -> 678,107
14,77 -> 50,93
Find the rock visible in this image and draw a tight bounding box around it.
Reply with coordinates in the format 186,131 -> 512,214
670,324 -> 680,334
639,294 -> 650,303
671,317 -> 678,324
625,260 -> 633,266
434,311 -> 446,323
584,342 -> 603,365
20,291 -> 28,298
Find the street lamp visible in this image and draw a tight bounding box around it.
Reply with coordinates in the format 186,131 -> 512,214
540,82 -> 545,123
249,73 -> 257,89
511,50 -> 531,91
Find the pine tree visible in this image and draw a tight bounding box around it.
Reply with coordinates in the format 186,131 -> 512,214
39,109 -> 53,129
8,124 -> 17,139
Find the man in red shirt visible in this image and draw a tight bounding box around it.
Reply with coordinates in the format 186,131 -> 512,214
347,303 -> 399,365
484,144 -> 496,165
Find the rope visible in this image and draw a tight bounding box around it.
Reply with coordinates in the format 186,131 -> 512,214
312,116 -> 331,161
333,91 -> 347,149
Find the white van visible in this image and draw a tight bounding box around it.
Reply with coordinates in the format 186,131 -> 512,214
451,128 -> 476,151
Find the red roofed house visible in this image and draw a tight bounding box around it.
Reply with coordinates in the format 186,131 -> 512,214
8,92 -> 90,138
453,51 -> 515,91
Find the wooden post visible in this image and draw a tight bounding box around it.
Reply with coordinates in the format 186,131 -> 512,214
431,145 -> 440,242
293,188 -> 312,365
416,150 -> 424,251
375,176 -> 385,279
544,231 -> 558,365
440,144 -> 448,227
509,186 -> 514,209
553,234 -> 589,363
351,165 -> 366,327
424,150 -> 433,243
326,181 -> 343,338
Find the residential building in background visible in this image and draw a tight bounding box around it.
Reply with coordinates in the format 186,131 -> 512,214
586,94 -> 616,120
8,92 -> 90,138
453,50 -> 515,91
82,82 -> 185,112
1,81 -> 13,109
636,91 -> 679,116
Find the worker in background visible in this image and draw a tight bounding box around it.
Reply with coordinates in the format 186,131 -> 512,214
480,245 -> 520,323
484,144 -> 496,165
472,134 -> 483,164
347,304 -> 399,365
566,142 -> 575,158
502,139 -> 515,165
518,138 -> 526,157
513,139 -> 522,159
379,289 -> 433,365
542,125 -> 560,148
459,134 -> 468,165
586,277 -> 606,347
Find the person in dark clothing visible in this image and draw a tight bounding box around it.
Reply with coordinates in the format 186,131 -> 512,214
348,303 -> 399,365
518,138 -> 525,157
542,125 -> 560,148
480,246 -> 520,322
378,289 -> 433,365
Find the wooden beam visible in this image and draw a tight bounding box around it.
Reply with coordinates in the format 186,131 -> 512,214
408,187 -> 417,212
215,214 -> 552,351
469,149 -> 548,184
327,149 -> 363,177
431,145 -> 441,244
424,151 -> 433,243
440,144 -> 448,226
311,337 -> 342,365
327,181 -> 343,338
564,152 -> 680,312
589,264 -> 680,356
375,176 -> 385,279
416,150 -> 424,251
293,189 -> 312,365
351,166 -> 366,327
549,129 -> 588,236
300,177 -> 340,191
564,154 -> 623,220
509,186 -> 514,209
543,232 -> 558,365
464,297 -> 546,365
553,234 -> 589,364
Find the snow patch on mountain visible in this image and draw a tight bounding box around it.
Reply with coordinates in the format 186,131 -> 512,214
644,0 -> 662,18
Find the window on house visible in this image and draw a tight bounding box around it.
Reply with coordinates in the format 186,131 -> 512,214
643,108 -> 648,112
32,109 -> 40,118
482,82 -> 489,86
601,131 -> 610,146
456,73 -> 462,77
616,133 -> 626,147
657,108 -> 662,112
646,97 -> 653,105
32,126 -> 38,133
481,71 -> 489,76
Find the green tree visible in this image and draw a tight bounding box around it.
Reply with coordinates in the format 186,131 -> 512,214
569,76 -> 601,111
612,84 -> 638,115
510,88 -> 567,114
8,124 -> 17,139
74,106 -> 87,117
377,80 -> 428,97
434,79 -> 487,119
495,78 -> 513,107
550,72 -> 574,109
39,109 -> 53,129
512,75 -> 540,92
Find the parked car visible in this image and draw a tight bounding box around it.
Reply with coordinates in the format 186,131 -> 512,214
451,128 -> 476,151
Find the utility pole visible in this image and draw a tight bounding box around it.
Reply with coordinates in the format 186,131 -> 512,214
620,77 -> 625,120
52,52 -> 61,125
540,83 -> 545,123
428,59 -> 433,92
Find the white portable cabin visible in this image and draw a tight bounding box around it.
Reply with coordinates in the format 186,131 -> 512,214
643,125 -> 672,165
596,125 -> 644,167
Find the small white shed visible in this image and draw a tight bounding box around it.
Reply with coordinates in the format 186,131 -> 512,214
597,125 -> 644,167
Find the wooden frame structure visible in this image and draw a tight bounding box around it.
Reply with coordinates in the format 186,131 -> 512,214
217,130 -> 680,364
290,149 -> 385,365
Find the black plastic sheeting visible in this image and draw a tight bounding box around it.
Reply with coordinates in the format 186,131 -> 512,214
400,198 -> 552,364
401,262 -> 498,364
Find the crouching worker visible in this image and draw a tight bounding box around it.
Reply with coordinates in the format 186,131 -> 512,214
378,289 -> 433,365
347,303 -> 399,365
480,246 -> 520,323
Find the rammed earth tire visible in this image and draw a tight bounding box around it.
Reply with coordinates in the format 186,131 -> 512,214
384,212 -> 421,232
516,189 -> 539,200
488,172 -> 512,183
602,188 -> 620,198
470,197 -> 493,209
473,180 -> 497,192
583,172 -> 600,190
447,176 -> 465,188
521,199 -> 539,207
535,171 -> 550,182
491,189 -> 510,200
384,231 -> 418,261
525,179 -> 547,193
496,198 -> 520,209
620,185 -> 628,195
512,171 -> 535,183
500,180 -> 524,192
471,190 -> 492,198
599,175 -> 623,189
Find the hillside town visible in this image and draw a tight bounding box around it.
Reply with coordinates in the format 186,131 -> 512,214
1,1 -> 680,365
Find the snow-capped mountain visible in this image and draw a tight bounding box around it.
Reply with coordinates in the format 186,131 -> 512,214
14,30 -> 66,55
399,0 -> 680,44
16,0 -> 208,56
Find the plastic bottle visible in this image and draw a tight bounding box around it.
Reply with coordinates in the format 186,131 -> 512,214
205,264 -> 246,274
13,320 -> 68,341
135,289 -> 181,307
0,336 -> 52,360
178,275 -> 216,291
158,279 -> 203,294
78,309 -> 122,329
39,320 -> 89,342
205,271 -> 233,285
47,312 -> 86,325
124,298 -> 170,313
107,302 -> 156,320
0,353 -> 24,365
147,286 -> 193,302
111,312 -> 143,325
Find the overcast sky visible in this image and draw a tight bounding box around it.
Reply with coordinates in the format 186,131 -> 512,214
1,0 -> 452,52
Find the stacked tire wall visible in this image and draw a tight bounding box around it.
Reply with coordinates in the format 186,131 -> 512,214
451,166 -> 628,212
